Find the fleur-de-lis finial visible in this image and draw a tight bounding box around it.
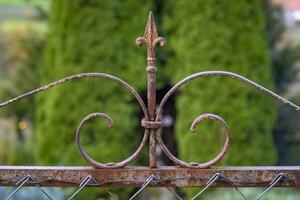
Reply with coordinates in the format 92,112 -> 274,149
136,11 -> 167,168
136,11 -> 167,66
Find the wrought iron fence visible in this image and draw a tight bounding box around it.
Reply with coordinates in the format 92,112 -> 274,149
0,12 -> 300,199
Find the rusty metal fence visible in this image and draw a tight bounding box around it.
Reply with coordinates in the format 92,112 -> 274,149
0,12 -> 300,199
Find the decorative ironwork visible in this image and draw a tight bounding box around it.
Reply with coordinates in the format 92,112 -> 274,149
0,12 -> 300,172
1,167 -> 298,199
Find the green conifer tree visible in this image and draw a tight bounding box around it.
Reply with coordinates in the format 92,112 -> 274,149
164,0 -> 277,178
163,1 -> 277,198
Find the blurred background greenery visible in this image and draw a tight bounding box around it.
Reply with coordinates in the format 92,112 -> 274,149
0,0 -> 300,199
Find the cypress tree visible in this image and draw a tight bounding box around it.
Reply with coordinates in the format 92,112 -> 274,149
163,1 -> 277,198
36,0 -> 151,198
164,0 -> 276,168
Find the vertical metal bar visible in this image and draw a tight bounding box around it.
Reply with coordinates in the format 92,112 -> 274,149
147,65 -> 157,168
137,12 -> 166,168
146,12 -> 158,168
147,66 -> 157,168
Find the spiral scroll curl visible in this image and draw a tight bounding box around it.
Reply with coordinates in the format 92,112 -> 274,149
135,37 -> 167,52
136,37 -> 167,48
76,112 -> 150,168
156,113 -> 230,168
0,72 -> 150,168
155,70 -> 300,168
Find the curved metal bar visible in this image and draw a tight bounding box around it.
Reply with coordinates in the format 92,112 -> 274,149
153,37 -> 167,48
156,70 -> 300,168
0,73 -> 149,119
156,113 -> 230,168
76,112 -> 149,168
0,72 -> 149,168
156,70 -> 300,120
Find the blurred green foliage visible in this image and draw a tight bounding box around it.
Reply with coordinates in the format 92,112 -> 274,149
264,2 -> 300,92
0,187 -> 63,200
264,1 -> 300,165
164,0 -> 277,197
272,43 -> 300,165
0,0 -> 48,9
273,45 -> 300,90
0,21 -> 46,165
205,188 -> 300,200
165,0 -> 276,166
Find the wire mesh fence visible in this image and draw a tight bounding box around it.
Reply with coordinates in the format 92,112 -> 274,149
1,170 -> 299,200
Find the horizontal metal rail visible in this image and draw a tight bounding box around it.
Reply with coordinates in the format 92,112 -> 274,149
0,166 -> 299,188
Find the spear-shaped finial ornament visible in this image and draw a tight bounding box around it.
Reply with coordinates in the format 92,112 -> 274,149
136,12 -> 167,168
136,11 -> 167,66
